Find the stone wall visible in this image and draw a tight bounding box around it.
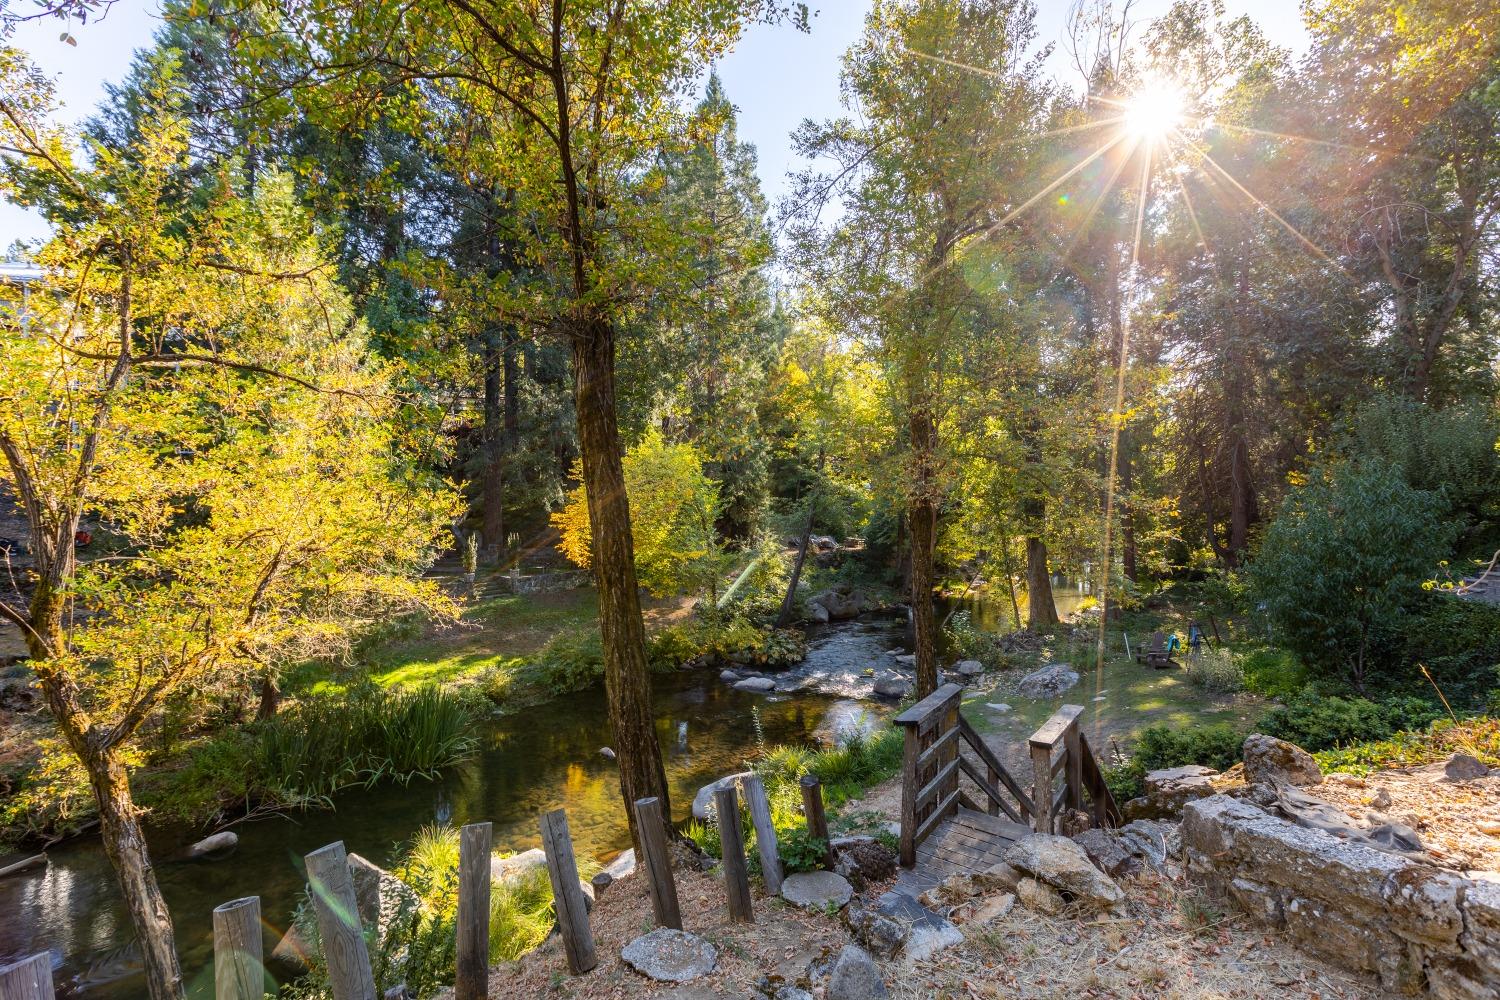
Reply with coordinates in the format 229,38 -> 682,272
1182,794 -> 1500,999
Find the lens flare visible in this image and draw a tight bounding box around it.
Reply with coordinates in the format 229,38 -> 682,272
1124,82 -> 1186,139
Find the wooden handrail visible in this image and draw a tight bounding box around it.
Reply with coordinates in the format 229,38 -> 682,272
896,683 -> 1034,866
1027,704 -> 1120,833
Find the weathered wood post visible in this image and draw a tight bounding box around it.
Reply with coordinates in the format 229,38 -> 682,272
455,822 -> 492,1000
1063,718 -> 1085,815
212,896 -> 263,1000
632,796 -> 682,930
739,774 -> 783,895
799,775 -> 837,869
304,841 -> 377,1000
1030,741 -> 1053,834
0,953 -> 54,1000
713,786 -> 754,923
538,808 -> 597,974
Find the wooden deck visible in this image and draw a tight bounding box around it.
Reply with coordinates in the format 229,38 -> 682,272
895,807 -> 1030,896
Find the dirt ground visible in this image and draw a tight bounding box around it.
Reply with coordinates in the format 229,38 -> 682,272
486,843 -> 1387,1000
1316,768 -> 1500,875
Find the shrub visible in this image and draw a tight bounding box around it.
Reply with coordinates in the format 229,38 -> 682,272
1250,463 -> 1455,690
1239,647 -> 1308,698
1104,723 -> 1246,801
1182,648 -> 1243,693
1257,691 -> 1444,753
777,827 -> 830,874
685,818 -> 722,859
1398,595 -> 1500,707
521,627 -> 605,694
1316,716 -> 1500,775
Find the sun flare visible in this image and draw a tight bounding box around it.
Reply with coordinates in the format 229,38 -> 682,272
1124,82 -> 1186,139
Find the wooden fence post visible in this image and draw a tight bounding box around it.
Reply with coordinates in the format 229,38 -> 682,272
0,954 -> 54,1000
1030,743 -> 1053,834
304,841 -> 377,1000
739,774 -> 782,895
539,809 -> 597,975
800,775 -> 837,869
632,797 -> 682,930
212,896 -> 263,1000
1063,720 -> 1085,815
455,822 -> 492,1000
713,786 -> 754,923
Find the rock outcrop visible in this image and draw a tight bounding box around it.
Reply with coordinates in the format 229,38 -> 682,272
1004,834 -> 1125,913
1242,734 -> 1322,787
1183,793 -> 1500,996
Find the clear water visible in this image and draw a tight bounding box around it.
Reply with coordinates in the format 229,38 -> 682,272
0,617 -> 906,998
1,588 -> 1090,997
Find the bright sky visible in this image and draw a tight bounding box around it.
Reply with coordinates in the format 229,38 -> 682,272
0,0 -> 1309,250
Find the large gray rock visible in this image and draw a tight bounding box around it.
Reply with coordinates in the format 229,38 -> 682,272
870,890 -> 963,964
1072,828 -> 1134,878
491,848 -> 547,883
953,660 -> 985,677
621,929 -> 718,982
185,831 -> 238,859
782,871 -> 854,911
692,772 -> 755,821
1443,752 -> 1490,781
1004,834 -> 1124,912
845,900 -> 907,959
734,676 -> 777,693
347,853 -> 420,940
826,944 -> 888,1000
1141,764 -> 1219,818
872,674 -> 912,699
1242,734 -> 1322,787
1017,663 -> 1080,699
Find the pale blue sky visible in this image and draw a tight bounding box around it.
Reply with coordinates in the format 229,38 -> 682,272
1,0 -> 1309,248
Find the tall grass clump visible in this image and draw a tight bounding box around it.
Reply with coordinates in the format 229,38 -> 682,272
256,685 -> 478,805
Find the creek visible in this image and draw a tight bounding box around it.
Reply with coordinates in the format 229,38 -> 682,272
0,586 -> 1091,997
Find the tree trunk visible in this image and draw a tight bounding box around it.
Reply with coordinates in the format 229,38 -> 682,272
256,671 -> 280,721
1119,438 -> 1136,584
777,506 -> 815,629
87,746 -> 184,1000
571,315 -> 670,853
481,329 -> 505,554
1025,534 -> 1059,630
908,409 -> 939,699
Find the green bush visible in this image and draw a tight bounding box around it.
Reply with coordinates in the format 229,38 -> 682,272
1239,647 -> 1308,698
1250,463 -> 1455,690
522,627 -> 605,694
1104,723 -> 1246,801
777,827 -> 829,874
1257,691 -> 1444,753
1397,595 -> 1500,707
1182,648 -> 1243,693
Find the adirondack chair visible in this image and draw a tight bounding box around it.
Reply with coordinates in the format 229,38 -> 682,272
1135,631 -> 1176,668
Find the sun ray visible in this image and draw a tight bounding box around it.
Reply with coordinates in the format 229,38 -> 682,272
1186,137 -> 1351,277
1093,137 -> 1154,680
1051,134 -> 1143,271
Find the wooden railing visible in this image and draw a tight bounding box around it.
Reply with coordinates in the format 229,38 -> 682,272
895,684 -> 1120,866
1028,704 -> 1122,834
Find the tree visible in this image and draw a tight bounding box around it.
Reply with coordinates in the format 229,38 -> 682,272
1250,463 -> 1454,690
553,430 -> 726,599
624,74 -> 779,539
0,54 -> 455,999
789,0 -> 1055,695
246,0 -> 806,848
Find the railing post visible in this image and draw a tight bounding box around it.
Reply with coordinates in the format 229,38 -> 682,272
1063,718 -> 1085,815
0,954 -> 55,1000
213,897 -> 263,1000
799,775 -> 836,869
539,808 -> 597,975
632,797 -> 682,930
455,822 -> 492,1000
304,841 -> 376,1000
898,722 -> 919,866
714,785 -> 754,923
1030,741 -> 1053,834
740,774 -> 783,895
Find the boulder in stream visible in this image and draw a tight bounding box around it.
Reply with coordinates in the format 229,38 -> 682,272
185,831 -> 238,859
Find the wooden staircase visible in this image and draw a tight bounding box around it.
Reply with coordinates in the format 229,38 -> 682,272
892,683 -> 1120,893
